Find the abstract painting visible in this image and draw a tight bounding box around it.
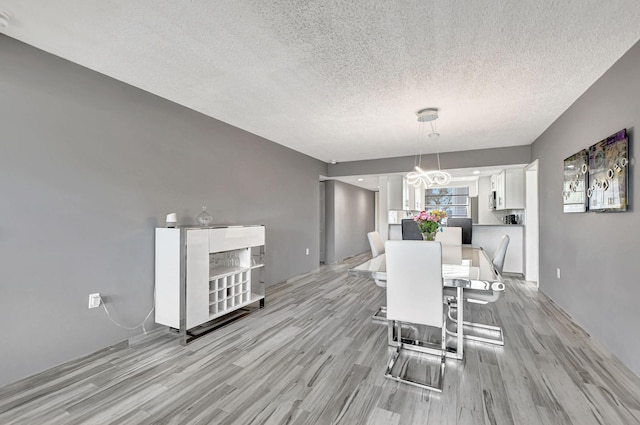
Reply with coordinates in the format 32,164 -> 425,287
563,149 -> 589,213
587,129 -> 629,212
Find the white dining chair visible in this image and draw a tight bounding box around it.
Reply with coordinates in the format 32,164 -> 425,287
446,218 -> 472,244
447,289 -> 504,345
367,231 -> 385,257
447,234 -> 510,346
435,227 -> 462,245
492,234 -> 510,275
366,231 -> 387,321
441,244 -> 463,265
384,240 -> 447,391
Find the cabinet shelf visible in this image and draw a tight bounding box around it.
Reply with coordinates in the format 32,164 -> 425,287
209,265 -> 248,280
208,293 -> 265,320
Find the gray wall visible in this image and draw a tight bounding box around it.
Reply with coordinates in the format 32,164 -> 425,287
328,145 -> 531,177
324,181 -> 374,264
0,35 -> 326,387
532,40 -> 640,376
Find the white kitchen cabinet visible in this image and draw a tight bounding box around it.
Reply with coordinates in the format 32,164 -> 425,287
402,177 -> 415,211
495,169 -> 525,210
495,171 -> 505,209
414,185 -> 425,211
490,174 -> 498,192
388,176 -> 422,211
155,225 -> 265,344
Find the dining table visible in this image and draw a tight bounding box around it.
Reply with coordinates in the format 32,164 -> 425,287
348,244 -> 505,360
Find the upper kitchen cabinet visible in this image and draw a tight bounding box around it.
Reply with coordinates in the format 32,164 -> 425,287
414,185 -> 425,211
402,177 -> 416,211
494,169 -> 525,210
388,176 -> 423,211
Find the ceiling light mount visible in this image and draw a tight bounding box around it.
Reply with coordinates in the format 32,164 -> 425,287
416,108 -> 439,122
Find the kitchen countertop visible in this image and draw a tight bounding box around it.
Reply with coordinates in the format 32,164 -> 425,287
473,224 -> 524,227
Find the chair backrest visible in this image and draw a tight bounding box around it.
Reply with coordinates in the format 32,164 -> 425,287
385,240 -> 443,327
446,218 -> 472,244
435,227 -> 462,245
492,234 -> 510,275
401,219 -> 423,240
367,231 -> 385,257
441,245 -> 463,265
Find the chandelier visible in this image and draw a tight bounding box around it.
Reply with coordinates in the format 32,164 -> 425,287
406,108 -> 452,188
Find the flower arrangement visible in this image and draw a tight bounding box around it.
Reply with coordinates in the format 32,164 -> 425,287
413,209 -> 447,240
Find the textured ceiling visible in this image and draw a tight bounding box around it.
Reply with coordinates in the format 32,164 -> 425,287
2,1 -> 640,163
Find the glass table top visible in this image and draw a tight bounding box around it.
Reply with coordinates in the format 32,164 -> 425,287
348,245 -> 505,292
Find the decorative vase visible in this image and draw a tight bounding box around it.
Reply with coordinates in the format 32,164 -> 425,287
422,232 -> 436,241
196,206 -> 213,226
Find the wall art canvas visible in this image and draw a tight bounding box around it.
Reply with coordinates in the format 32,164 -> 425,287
588,129 -> 629,212
563,149 -> 589,213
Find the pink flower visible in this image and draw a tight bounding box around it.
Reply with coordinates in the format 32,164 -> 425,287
412,209 -> 447,234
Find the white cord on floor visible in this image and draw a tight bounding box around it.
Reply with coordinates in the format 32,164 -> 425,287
101,290 -> 155,334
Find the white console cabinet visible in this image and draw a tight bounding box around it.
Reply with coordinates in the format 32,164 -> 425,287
155,225 -> 265,344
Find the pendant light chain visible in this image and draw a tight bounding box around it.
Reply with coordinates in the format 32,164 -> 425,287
406,107 -> 451,188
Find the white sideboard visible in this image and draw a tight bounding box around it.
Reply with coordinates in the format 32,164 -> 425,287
155,225 -> 265,344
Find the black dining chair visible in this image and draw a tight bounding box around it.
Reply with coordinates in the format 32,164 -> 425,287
401,219 -> 422,240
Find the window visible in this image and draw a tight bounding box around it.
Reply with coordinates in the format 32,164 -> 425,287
425,187 -> 470,220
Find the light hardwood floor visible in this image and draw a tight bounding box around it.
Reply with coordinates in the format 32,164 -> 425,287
2,254 -> 640,425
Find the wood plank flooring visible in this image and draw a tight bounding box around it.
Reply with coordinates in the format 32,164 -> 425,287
2,253 -> 640,424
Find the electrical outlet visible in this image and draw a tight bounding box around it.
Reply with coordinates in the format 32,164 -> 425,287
556,268 -> 561,279
88,293 -> 101,309
305,248 -> 309,255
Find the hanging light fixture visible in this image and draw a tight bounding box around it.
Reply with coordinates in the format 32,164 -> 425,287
406,107 -> 452,188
